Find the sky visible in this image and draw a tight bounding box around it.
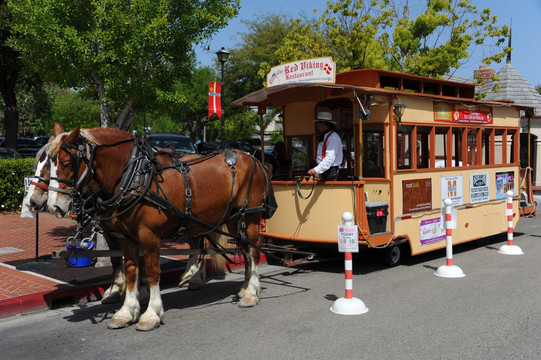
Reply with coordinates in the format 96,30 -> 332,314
195,0 -> 541,88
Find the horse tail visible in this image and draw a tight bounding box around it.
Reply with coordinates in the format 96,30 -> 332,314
205,224 -> 228,273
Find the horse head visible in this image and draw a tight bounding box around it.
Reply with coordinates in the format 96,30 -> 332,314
47,123 -> 89,217
22,123 -> 64,213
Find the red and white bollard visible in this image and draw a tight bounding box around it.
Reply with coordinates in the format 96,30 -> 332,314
498,190 -> 524,255
330,212 -> 368,315
435,198 -> 465,278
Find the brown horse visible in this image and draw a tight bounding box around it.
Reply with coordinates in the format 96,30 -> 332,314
47,125 -> 271,331
23,125 -> 226,304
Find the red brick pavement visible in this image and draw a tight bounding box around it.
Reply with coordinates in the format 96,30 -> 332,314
0,212 -> 241,319
0,213 -> 192,318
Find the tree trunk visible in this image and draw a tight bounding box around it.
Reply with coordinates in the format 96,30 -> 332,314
0,85 -> 19,149
114,98 -> 135,130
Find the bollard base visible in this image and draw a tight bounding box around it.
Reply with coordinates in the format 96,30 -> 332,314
498,244 -> 524,255
435,264 -> 465,278
330,297 -> 368,315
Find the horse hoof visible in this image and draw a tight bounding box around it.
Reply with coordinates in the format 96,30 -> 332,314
101,291 -> 121,304
135,319 -> 162,331
237,297 -> 259,308
107,317 -> 132,329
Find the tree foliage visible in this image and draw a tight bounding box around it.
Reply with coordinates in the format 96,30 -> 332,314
276,0 -> 510,78
7,0 -> 241,130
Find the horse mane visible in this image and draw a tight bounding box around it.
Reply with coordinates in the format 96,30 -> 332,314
32,143 -> 52,171
49,127 -> 132,156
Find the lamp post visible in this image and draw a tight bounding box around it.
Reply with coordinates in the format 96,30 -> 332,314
216,47 -> 230,145
393,102 -> 406,123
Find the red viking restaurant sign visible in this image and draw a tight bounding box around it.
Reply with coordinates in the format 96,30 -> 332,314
208,81 -> 222,119
433,101 -> 493,124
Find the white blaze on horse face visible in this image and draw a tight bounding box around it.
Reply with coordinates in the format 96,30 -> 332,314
47,157 -> 71,216
22,154 -> 48,212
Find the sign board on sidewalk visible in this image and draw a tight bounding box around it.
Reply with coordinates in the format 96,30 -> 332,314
24,176 -> 32,193
337,224 -> 359,253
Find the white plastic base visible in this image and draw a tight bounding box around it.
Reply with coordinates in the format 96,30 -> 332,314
330,297 -> 368,315
498,244 -> 524,255
435,264 -> 465,278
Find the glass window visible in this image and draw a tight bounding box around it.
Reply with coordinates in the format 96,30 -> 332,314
363,125 -> 385,177
467,129 -> 478,166
417,126 -> 431,169
506,129 -> 517,164
452,128 -> 463,167
290,137 -> 311,176
397,125 -> 412,169
435,127 -> 449,168
482,129 -> 492,165
494,129 -> 505,164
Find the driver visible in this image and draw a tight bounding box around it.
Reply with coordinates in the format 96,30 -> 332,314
308,111 -> 343,181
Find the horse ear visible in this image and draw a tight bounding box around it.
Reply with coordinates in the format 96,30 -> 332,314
53,122 -> 64,136
65,124 -> 81,144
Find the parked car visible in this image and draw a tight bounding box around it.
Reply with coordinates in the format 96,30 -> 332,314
147,134 -> 196,157
17,136 -> 51,158
0,148 -> 21,159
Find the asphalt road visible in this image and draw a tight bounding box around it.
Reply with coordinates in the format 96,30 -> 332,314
1,200 -> 541,360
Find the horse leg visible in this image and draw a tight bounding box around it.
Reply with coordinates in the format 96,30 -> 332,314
135,229 -> 164,331
178,236 -> 207,289
108,240 -> 141,329
101,233 -> 125,304
101,232 -> 149,305
236,216 -> 262,308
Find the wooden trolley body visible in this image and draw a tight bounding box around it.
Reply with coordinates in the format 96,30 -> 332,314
233,68 -> 535,265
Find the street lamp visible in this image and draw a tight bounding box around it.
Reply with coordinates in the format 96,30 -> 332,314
216,47 -> 230,145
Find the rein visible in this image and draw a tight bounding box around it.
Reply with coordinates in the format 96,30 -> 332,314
295,177 -> 316,199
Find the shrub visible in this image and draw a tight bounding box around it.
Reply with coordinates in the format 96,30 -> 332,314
0,158 -> 34,213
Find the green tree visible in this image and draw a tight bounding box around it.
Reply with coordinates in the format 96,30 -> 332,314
7,0 -> 240,130
277,0 -> 510,78
536,84 -> 541,95
0,0 -> 21,146
48,86 -> 100,131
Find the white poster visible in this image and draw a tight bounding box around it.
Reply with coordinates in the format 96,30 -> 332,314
337,224 -> 359,253
470,173 -> 489,203
441,175 -> 463,206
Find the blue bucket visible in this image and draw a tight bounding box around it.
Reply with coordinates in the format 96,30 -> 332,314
65,241 -> 94,268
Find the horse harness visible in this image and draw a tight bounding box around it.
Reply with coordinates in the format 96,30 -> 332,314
52,134 -> 272,249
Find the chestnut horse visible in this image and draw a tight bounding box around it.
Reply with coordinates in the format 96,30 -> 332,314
23,124 -> 226,304
47,125 -> 271,331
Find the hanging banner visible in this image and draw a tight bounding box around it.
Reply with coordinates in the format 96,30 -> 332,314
433,101 -> 493,124
208,81 -> 222,119
266,57 -> 335,87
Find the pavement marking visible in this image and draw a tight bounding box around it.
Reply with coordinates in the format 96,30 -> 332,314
0,262 -> 73,286
0,247 -> 23,255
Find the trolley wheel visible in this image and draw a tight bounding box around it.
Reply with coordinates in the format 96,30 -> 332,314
382,244 -> 402,267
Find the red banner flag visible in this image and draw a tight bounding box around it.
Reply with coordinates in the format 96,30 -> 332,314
208,81 -> 222,119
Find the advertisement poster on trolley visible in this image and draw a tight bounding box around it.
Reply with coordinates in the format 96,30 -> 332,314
440,175 -> 463,206
495,171 -> 515,199
470,173 -> 489,203
420,217 -> 446,245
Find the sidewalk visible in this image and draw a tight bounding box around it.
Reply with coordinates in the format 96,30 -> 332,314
0,212 -> 193,319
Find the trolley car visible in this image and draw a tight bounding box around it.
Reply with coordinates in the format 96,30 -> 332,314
233,60 -> 537,266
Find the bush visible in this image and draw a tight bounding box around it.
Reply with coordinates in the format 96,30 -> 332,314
0,158 -> 34,212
